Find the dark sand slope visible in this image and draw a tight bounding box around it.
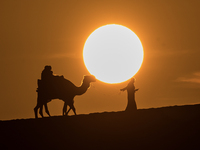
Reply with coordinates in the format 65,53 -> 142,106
1,104 -> 200,150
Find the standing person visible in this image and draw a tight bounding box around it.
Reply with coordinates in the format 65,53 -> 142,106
120,77 -> 139,112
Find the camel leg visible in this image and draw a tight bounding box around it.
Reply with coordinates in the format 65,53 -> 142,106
65,107 -> 71,115
72,106 -> 77,115
34,92 -> 41,119
69,103 -> 77,115
44,103 -> 51,117
34,95 -> 43,119
34,104 -> 40,119
34,102 -> 44,118
39,105 -> 44,118
63,102 -> 68,116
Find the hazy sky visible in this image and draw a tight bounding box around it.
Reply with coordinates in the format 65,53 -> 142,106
1,0 -> 200,120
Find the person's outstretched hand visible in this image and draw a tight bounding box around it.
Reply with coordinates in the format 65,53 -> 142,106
120,89 -> 125,91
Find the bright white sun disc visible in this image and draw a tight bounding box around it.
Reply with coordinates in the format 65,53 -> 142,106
83,24 -> 143,84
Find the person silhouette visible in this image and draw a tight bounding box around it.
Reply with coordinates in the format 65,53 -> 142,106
41,65 -> 53,81
40,65 -> 54,102
36,65 -> 54,117
120,77 -> 139,112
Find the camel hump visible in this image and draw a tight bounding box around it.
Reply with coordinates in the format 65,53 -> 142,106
37,76 -> 75,88
37,76 -> 77,100
53,76 -> 75,89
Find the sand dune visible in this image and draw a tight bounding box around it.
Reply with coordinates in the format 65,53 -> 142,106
1,104 -> 200,150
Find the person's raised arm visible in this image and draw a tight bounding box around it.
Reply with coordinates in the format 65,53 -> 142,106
135,88 -> 139,92
120,86 -> 127,91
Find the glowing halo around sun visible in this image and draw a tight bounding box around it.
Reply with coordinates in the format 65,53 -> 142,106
83,24 -> 143,84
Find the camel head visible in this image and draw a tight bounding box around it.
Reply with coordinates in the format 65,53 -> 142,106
83,75 -> 96,83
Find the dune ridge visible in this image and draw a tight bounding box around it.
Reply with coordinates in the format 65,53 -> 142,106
1,104 -> 200,150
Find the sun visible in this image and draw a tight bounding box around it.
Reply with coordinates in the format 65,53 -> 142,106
83,24 -> 143,84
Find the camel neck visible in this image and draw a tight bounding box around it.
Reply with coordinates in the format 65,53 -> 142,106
76,81 -> 90,95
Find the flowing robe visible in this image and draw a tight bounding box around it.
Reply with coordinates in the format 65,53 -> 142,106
121,81 -> 138,112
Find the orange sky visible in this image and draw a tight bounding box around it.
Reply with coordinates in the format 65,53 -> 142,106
0,0 -> 200,120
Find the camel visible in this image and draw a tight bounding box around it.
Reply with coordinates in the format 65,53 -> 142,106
34,75 -> 96,118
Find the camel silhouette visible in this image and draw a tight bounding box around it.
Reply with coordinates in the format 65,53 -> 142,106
34,75 -> 96,118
